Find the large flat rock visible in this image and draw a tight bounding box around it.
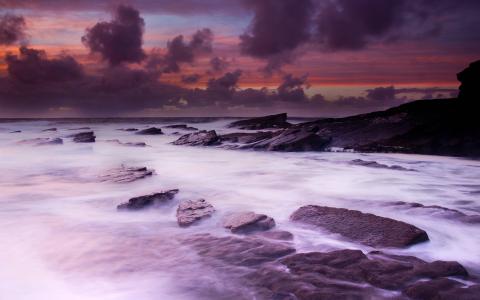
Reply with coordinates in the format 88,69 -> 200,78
172,130 -> 220,146
223,211 -> 275,234
99,166 -> 153,183
291,205 -> 429,248
117,189 -> 179,210
228,113 -> 291,130
176,199 -> 215,227
68,131 -> 96,143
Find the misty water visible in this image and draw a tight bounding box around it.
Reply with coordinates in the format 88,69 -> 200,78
1,119 -> 479,299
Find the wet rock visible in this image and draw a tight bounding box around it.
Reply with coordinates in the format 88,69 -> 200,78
68,131 -> 96,143
172,130 -> 220,146
106,139 -> 147,147
176,199 -> 215,227
163,124 -> 198,131
9,130 -> 21,133
350,159 -> 415,171
228,113 -> 291,130
135,127 -> 163,135
99,166 -> 153,183
223,212 -> 275,234
387,201 -> 480,224
117,189 -> 179,210
17,138 -> 63,146
182,233 -> 295,266
249,126 -> 331,151
457,60 -> 480,100
219,131 -> 276,144
405,278 -> 480,300
42,128 -> 57,132
68,127 -> 91,130
117,128 -> 139,132
290,205 -> 429,248
255,230 -> 294,241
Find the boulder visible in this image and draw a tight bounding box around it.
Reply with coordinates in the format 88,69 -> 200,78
117,189 -> 179,210
290,205 -> 429,248
68,131 -> 95,143
135,127 -> 163,135
163,124 -> 198,131
99,166 -> 153,183
182,233 -> 295,267
223,211 -> 275,234
228,113 -> 291,130
176,199 -> 215,227
172,130 -> 220,146
350,159 -> 415,171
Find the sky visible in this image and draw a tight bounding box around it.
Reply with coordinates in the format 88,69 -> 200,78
0,0 -> 479,117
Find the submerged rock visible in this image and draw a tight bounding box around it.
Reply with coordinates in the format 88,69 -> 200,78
182,233 -> 295,266
106,139 -> 147,147
42,128 -> 57,132
176,199 -> 215,227
99,166 -> 153,183
163,124 -> 198,131
17,138 -> 63,146
223,212 -> 275,234
117,189 -> 179,210
350,159 -> 416,171
68,131 -> 95,143
228,113 -> 291,130
291,205 -> 429,248
9,130 -> 21,133
135,127 -> 163,135
68,127 -> 91,130
117,128 -> 139,132
172,130 -> 220,146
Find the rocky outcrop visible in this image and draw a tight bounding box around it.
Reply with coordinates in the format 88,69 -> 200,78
457,60 -> 480,100
172,130 -> 220,146
163,124 -> 198,131
117,189 -> 179,210
68,131 -> 95,143
176,199 -> 215,227
249,126 -> 331,151
135,127 -> 163,135
17,138 -> 63,146
99,166 -> 153,183
350,159 -> 416,171
223,212 -> 275,234
182,233 -> 295,267
291,205 -> 429,248
228,113 -> 291,130
219,131 -> 275,144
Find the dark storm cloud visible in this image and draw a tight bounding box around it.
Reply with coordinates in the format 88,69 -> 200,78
277,74 -> 309,102
209,56 -> 229,73
181,74 -> 201,84
239,0 -> 313,71
0,14 -> 26,45
5,46 -> 84,84
206,69 -> 242,97
82,5 -> 146,66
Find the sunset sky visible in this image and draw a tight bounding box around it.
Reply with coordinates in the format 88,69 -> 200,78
1,0 -> 479,117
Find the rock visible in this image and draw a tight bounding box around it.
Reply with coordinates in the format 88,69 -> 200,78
135,127 -> 163,135
255,230 -> 294,241
249,126 -> 331,151
228,113 -> 291,130
172,130 -> 220,146
387,201 -> 480,224
99,166 -> 153,183
290,205 -> 429,248
223,212 -> 275,234
117,189 -> 179,210
106,139 -> 147,147
68,131 -> 95,143
42,128 -> 57,132
117,128 -> 139,132
17,138 -> 63,146
68,127 -> 91,130
176,199 -> 215,227
9,130 -> 21,133
182,233 -> 295,266
350,159 -> 415,171
457,60 -> 480,100
219,131 -> 276,144
405,279 -> 480,300
163,124 -> 198,131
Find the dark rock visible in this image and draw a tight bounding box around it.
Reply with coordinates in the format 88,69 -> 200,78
387,201 -> 480,224
9,130 -> 21,133
182,233 -> 295,266
68,127 -> 91,130
42,128 -> 57,132
172,130 -> 220,146
249,126 -> 331,151
163,124 -> 198,131
135,127 -> 163,135
68,131 -> 95,143
99,166 -> 153,183
404,278 -> 480,300
17,138 -> 63,146
457,60 -> 480,100
219,131 -> 276,144
255,230 -> 294,241
223,211 -> 275,234
106,139 -> 147,147
176,199 -> 215,227
350,159 -> 415,171
117,128 -> 139,132
117,189 -> 179,210
290,205 -> 429,248
228,113 -> 291,130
